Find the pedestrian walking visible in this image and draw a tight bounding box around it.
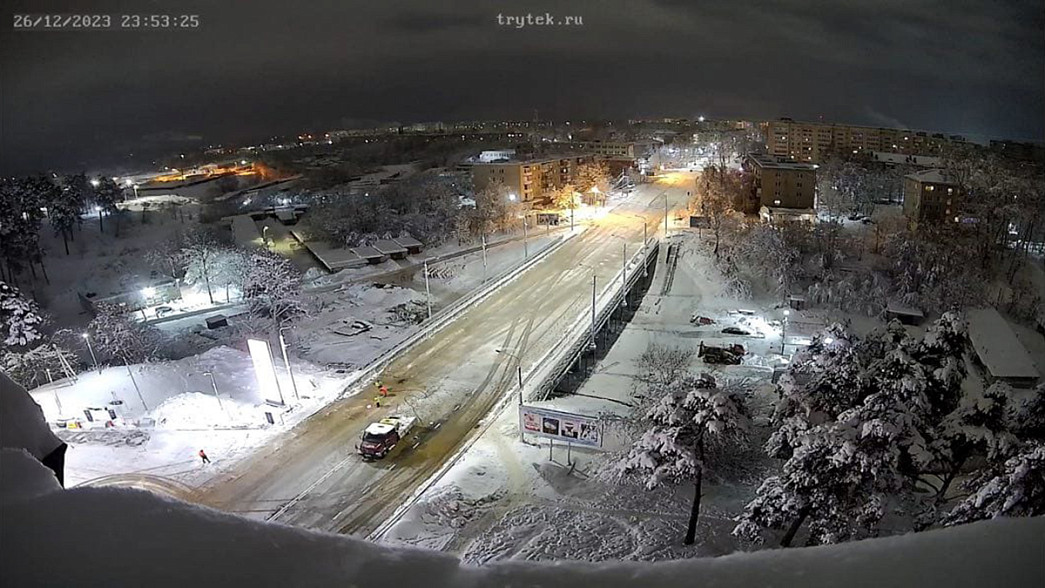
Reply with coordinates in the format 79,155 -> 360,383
379,385 -> 389,397
198,449 -> 210,464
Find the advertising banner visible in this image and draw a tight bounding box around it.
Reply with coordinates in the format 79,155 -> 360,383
519,405 -> 602,448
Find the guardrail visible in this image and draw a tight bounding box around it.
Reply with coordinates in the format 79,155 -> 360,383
532,240 -> 660,402
332,231 -> 577,400
367,238 -> 660,542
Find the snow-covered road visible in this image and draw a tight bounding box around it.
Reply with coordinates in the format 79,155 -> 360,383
191,178 -> 696,536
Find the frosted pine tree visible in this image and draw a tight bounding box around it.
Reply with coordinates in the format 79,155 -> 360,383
0,280 -> 44,348
944,441 -> 1045,524
618,373 -> 748,545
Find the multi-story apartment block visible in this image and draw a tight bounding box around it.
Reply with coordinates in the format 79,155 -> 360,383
745,153 -> 817,210
903,169 -> 963,229
469,154 -> 594,203
763,118 -> 966,163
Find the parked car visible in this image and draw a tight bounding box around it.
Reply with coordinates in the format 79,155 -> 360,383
698,341 -> 745,365
690,314 -> 715,325
155,306 -> 175,318
722,326 -> 751,336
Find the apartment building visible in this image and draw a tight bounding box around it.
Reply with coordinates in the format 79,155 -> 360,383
902,169 -> 962,229
469,154 -> 594,203
745,153 -> 817,211
763,118 -> 966,163
567,140 -> 655,159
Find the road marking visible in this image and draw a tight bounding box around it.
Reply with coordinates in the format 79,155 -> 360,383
267,453 -> 355,522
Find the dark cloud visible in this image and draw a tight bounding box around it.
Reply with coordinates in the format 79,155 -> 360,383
0,0 -> 1041,174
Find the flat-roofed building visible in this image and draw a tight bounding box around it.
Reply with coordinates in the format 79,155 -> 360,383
967,307 -> 1041,387
903,169 -> 962,228
745,153 -> 817,210
763,118 -> 966,163
470,154 -> 594,203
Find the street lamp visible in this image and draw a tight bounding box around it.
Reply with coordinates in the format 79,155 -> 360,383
496,348 -> 525,442
781,309 -> 790,354
81,333 -> 98,370
423,259 -> 433,320
278,327 -> 300,401
589,185 -> 601,207
89,178 -> 100,188
201,371 -> 229,421
579,263 -> 598,350
612,235 -> 627,304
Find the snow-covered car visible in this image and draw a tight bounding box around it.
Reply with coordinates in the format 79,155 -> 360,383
690,315 -> 715,325
698,341 -> 745,365
155,306 -> 175,318
722,326 -> 751,336
358,416 -> 417,459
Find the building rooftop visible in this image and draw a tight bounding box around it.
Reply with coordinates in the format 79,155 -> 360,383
468,152 -> 593,166
746,153 -> 816,171
904,168 -> 956,184
966,307 -> 1040,382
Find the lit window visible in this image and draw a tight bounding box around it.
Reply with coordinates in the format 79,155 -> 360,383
947,188 -> 953,195
926,185 -> 934,191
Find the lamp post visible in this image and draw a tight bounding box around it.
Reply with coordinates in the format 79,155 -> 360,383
580,264 -> 597,350
481,233 -> 488,281
664,192 -> 670,237
630,215 -> 649,277
496,348 -> 526,443
278,327 -> 300,401
522,214 -> 529,259
612,235 -> 627,301
201,371 -> 229,420
423,259 -> 432,320
81,333 -> 98,370
781,309 -> 790,354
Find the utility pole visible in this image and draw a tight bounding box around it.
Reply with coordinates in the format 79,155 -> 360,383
590,274 -> 597,349
278,327 -> 300,401
523,215 -> 529,259
664,192 -> 669,237
423,259 -> 432,320
481,233 -> 488,281
202,371 -> 229,421
82,334 -> 98,370
125,360 -> 148,412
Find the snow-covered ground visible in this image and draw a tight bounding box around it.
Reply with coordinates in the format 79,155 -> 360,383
381,230 -> 783,561
4,424 -> 1042,588
29,345 -> 346,488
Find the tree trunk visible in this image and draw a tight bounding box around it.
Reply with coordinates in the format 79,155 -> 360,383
62,231 -> 70,255
935,454 -> 967,505
684,466 -> 704,545
203,258 -> 214,304
781,506 -> 810,547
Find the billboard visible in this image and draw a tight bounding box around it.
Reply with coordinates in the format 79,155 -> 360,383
247,338 -> 284,406
519,405 -> 602,448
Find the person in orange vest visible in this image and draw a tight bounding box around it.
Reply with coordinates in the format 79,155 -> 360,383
198,449 -> 210,464
379,385 -> 389,397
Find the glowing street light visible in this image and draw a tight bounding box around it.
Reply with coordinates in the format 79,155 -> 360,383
141,287 -> 156,299
89,178 -> 100,188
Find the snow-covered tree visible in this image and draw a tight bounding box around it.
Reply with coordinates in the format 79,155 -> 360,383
210,247 -> 250,303
92,177 -> 122,235
1011,383 -> 1045,442
0,280 -> 45,349
619,373 -> 748,545
636,342 -> 692,388
1,343 -> 73,389
574,161 -> 610,205
86,304 -> 165,364
242,250 -> 304,327
943,441 -> 1045,525
180,228 -> 225,304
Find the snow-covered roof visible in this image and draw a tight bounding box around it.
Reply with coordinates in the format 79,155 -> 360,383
392,236 -> 423,249
364,422 -> 395,436
905,168 -> 955,185
352,246 -> 385,260
966,308 -> 1040,382
372,240 -> 407,255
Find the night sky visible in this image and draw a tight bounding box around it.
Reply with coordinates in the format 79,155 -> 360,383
2,0 -> 1042,174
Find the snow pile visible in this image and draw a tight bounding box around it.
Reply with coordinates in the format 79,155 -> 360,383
0,449 -> 61,502
150,392 -> 262,429
2,476 -> 1042,587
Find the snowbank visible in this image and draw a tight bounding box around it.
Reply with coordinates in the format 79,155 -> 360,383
2,477 -> 1042,587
